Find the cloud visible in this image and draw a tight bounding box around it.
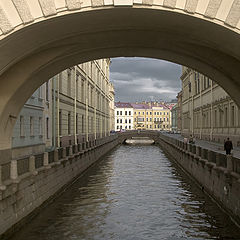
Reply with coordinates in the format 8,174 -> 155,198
110,57 -> 182,102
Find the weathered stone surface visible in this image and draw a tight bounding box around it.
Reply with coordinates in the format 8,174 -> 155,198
225,0 -> 240,27
38,0 -> 57,16
143,0 -> 153,5
114,0 -> 133,6
184,0 -> 198,13
11,0 -> 34,24
92,0 -> 104,7
204,0 -> 222,19
66,0 -> 82,10
0,7 -> 13,34
163,0 -> 177,9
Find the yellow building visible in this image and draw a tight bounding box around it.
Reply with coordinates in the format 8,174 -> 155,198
132,103 -> 172,131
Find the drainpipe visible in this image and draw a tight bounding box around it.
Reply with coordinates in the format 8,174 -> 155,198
74,66 -> 77,145
200,79 -> 202,139
86,98 -> 89,141
52,76 -> 56,149
57,74 -> 60,147
210,80 -> 213,140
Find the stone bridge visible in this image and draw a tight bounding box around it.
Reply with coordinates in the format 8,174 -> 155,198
117,130 -> 160,143
0,0 -> 240,153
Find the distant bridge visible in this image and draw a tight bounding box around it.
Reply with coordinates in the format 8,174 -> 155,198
117,130 -> 160,143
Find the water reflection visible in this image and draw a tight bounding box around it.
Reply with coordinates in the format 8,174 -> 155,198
9,145 -> 240,240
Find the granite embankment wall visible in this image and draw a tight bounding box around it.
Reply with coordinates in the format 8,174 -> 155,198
0,135 -> 119,239
156,134 -> 240,225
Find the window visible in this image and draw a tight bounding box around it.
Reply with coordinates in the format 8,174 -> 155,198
46,117 -> 49,139
225,107 -> 228,127
139,112 -> 140,115
146,118 -> 148,122
20,116 -> 24,137
150,112 -> 152,115
160,112 -> 162,115
129,111 -> 131,115
117,111 -> 119,115
67,70 -> 72,96
76,114 -> 79,134
68,113 -> 71,135
147,112 -> 148,115
188,81 -> 191,92
117,125 -> 119,129
129,119 -> 131,123
120,111 -> 122,115
129,126 -> 131,130
39,117 -> 42,136
59,111 -> 62,136
46,81 -> 49,101
120,119 -> 122,123
82,115 -> 84,133
231,105 -> 235,127
125,111 -> 127,115
117,119 -> 119,123
125,119 -> 127,123
30,117 -> 34,136
81,80 -> 84,102
154,112 -> 156,115
215,109 -> 218,126
157,112 -> 159,115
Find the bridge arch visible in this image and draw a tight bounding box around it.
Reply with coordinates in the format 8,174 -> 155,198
0,1 -> 240,152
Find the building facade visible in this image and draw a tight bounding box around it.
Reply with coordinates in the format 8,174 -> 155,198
115,102 -> 172,131
12,59 -> 113,156
176,91 -> 182,132
51,59 -> 112,147
114,102 -> 134,131
109,83 -> 115,132
12,82 -> 52,158
171,104 -> 178,132
181,67 -> 240,145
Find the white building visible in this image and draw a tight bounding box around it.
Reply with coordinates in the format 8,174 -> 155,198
115,102 -> 134,131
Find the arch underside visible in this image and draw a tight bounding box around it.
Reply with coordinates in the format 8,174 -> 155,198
0,7 -> 240,151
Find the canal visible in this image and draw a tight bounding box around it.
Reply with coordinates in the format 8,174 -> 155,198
9,145 -> 240,240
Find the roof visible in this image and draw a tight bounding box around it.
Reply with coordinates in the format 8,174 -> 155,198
115,102 -> 133,108
130,103 -> 152,109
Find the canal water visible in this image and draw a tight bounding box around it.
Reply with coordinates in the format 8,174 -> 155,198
9,145 -> 240,240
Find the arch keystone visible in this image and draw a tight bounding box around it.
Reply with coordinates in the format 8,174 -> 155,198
225,0 -> 240,27
38,0 -> 57,16
66,0 -> 82,10
0,7 -> 13,34
204,0 -> 222,19
163,0 -> 177,9
114,0 -> 133,6
12,0 -> 34,24
184,0 -> 198,13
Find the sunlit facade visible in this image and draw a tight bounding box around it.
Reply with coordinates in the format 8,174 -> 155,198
181,67 -> 240,145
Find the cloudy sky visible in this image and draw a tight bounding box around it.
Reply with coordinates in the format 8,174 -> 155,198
110,57 -> 182,102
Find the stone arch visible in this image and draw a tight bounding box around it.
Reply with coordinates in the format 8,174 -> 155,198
0,1 -> 240,152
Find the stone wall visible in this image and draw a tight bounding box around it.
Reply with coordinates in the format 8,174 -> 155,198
156,134 -> 240,225
0,135 -> 118,239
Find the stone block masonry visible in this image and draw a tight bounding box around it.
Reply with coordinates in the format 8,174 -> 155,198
156,134 -> 240,226
0,135 -> 119,239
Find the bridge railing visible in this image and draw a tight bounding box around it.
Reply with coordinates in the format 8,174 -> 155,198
0,135 -> 118,187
